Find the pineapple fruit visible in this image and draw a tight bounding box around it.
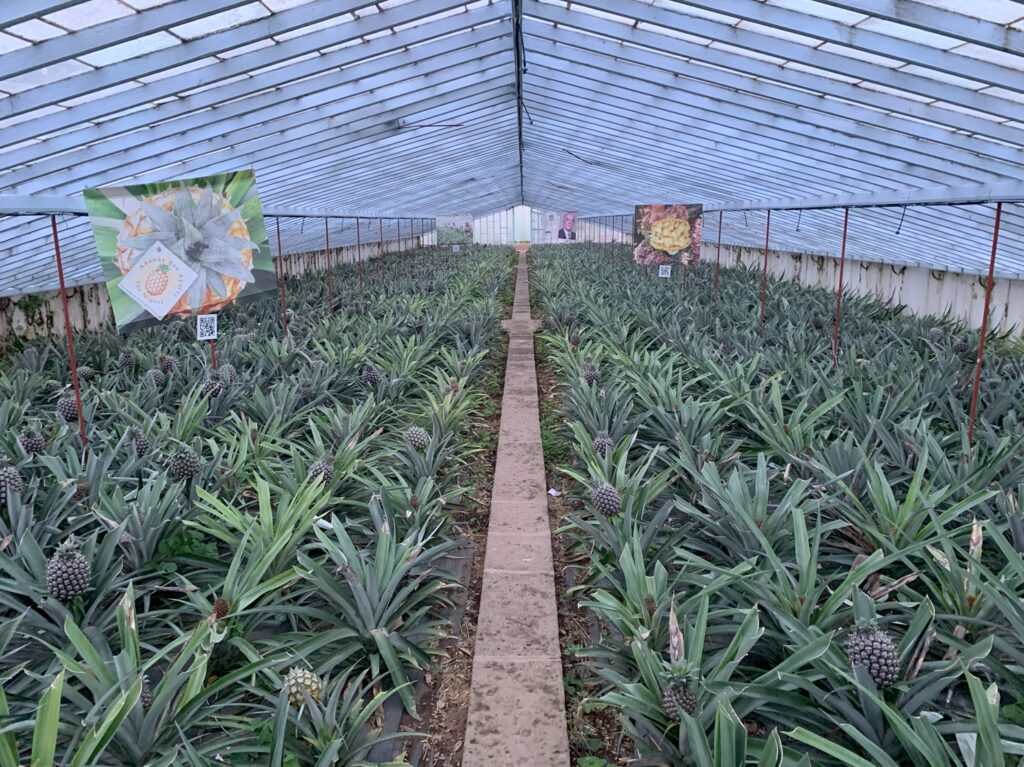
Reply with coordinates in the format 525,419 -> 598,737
46,539 -> 91,601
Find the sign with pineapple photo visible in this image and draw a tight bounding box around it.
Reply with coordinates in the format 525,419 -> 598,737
84,170 -> 276,332
633,204 -> 703,267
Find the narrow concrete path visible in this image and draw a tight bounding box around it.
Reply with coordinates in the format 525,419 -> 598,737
462,252 -> 570,765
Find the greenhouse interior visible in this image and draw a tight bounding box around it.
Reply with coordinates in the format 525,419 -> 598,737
1,1 -> 1024,765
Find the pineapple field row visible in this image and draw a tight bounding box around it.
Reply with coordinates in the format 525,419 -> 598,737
530,245 -> 1024,766
0,246 -> 513,765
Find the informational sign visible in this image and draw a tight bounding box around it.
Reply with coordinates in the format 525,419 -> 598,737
633,204 -> 703,267
658,264 -> 672,278
84,170 -> 275,332
196,314 -> 218,341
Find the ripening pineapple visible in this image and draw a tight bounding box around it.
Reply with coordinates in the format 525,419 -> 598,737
927,327 -> 944,343
810,314 -> 825,330
282,667 -> 322,708
405,426 -> 430,451
952,338 -> 970,355
140,676 -> 153,709
46,538 -> 91,601
57,396 -> 79,422
583,362 -> 601,386
0,464 -> 23,507
661,676 -> 697,720
359,363 -> 383,387
591,483 -> 621,515
846,625 -> 901,688
76,365 -> 96,382
157,355 -> 178,376
19,431 -> 45,455
570,330 -> 581,347
129,428 -> 150,458
168,447 -> 201,481
308,456 -> 334,484
219,364 -> 238,386
593,431 -> 613,457
143,368 -> 166,387
201,374 -> 225,397
117,349 -> 135,372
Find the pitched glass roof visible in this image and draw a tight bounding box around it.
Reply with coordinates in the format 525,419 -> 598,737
0,0 -> 1021,296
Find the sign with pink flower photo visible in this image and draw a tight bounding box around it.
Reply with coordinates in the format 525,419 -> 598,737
84,170 -> 275,333
633,204 -> 703,267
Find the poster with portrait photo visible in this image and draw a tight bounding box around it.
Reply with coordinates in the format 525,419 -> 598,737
633,204 -> 702,267
557,211 -> 577,242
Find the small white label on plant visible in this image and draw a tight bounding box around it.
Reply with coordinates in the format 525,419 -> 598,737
452,244 -> 461,253
548,488 -> 562,497
658,265 -> 672,278
196,313 -> 218,341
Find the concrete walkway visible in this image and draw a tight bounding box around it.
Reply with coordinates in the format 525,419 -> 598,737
462,251 -> 570,765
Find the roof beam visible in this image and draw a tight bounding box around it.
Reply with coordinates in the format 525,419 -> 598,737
824,0 -> 1024,56
0,0 -> 254,80
679,0 -> 1024,95
0,1 -> 509,172
556,0 -> 1023,121
523,2 -> 1024,154
0,1 -> 79,29
0,0 -> 455,123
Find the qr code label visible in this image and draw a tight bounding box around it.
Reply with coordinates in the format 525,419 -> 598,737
196,313 -> 218,341
452,244 -> 461,253
658,265 -> 672,278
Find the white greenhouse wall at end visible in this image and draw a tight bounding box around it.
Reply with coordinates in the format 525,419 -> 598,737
718,244 -> 1024,333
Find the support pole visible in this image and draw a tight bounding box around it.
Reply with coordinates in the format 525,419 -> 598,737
324,217 -> 334,311
50,215 -> 87,449
967,202 -> 1003,444
209,340 -> 218,370
275,216 -> 289,334
354,216 -> 363,291
378,217 -> 385,279
759,210 -> 771,336
832,208 -> 850,366
355,217 -> 364,298
713,210 -> 723,310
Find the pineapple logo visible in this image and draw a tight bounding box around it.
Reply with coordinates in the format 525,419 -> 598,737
144,262 -> 172,298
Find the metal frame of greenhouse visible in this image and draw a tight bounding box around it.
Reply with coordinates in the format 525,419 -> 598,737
0,0 -> 1021,289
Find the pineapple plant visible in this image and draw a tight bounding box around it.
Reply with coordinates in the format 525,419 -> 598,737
282,667 -> 322,708
211,598 -> 231,621
846,624 -> 901,688
201,373 -> 225,397
570,330 -> 581,347
140,676 -> 153,709
57,396 -> 79,422
45,538 -> 91,601
219,364 -> 238,386
143,368 -> 166,386
0,463 -> 23,507
952,337 -> 970,355
19,431 -> 45,455
593,431 -> 613,457
582,360 -> 601,386
157,355 -> 178,375
168,447 -> 201,481
405,425 -> 430,451
76,365 -> 96,382
129,428 -> 150,458
590,482 -> 621,515
661,676 -> 697,721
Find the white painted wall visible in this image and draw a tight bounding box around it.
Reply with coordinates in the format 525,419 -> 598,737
717,243 -> 1024,333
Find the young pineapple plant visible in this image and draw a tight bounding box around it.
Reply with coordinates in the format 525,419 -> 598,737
45,537 -> 91,601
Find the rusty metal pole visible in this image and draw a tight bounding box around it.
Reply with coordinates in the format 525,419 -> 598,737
354,217 -> 364,298
354,216 -> 363,293
378,217 -> 385,278
50,215 -> 87,449
275,216 -> 289,334
832,207 -> 850,366
713,210 -> 723,310
209,340 -> 218,369
324,216 -> 334,310
759,210 -> 771,336
967,202 -> 1004,444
